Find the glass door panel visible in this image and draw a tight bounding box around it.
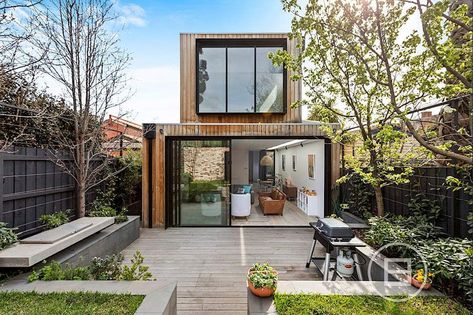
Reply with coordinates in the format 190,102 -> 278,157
170,139 -> 231,226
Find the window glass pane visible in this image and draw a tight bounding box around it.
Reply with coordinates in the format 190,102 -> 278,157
256,47 -> 284,113
198,48 -> 226,113
227,48 -> 254,113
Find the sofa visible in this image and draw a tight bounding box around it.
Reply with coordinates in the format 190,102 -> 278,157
258,188 -> 286,215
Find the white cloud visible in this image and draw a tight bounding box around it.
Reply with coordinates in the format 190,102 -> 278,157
116,3 -> 147,27
117,65 -> 180,124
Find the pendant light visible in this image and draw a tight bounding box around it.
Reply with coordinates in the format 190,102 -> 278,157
260,152 -> 273,166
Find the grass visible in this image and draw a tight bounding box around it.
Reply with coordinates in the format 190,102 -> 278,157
0,292 -> 144,315
274,293 -> 471,315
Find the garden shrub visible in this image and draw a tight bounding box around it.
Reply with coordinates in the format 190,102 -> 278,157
89,254 -> 123,280
88,206 -> 117,217
188,180 -> 223,202
28,251 -> 153,282
114,208 -> 129,224
340,173 -> 374,219
118,251 -> 153,281
365,215 -> 444,256
415,238 -> 473,305
408,191 -> 441,224
0,222 -> 17,250
114,150 -> 142,210
365,215 -> 473,308
40,210 -> 71,230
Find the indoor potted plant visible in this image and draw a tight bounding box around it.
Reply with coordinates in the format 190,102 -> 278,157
247,263 -> 278,297
410,268 -> 433,290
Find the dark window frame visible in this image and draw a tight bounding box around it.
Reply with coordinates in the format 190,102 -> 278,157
196,38 -> 287,115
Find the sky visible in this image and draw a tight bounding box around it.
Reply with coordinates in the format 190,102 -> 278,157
114,0 -> 293,124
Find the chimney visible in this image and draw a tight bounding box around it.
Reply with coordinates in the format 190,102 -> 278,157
421,111 -> 432,119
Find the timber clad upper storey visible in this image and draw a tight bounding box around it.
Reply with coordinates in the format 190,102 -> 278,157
180,33 -> 302,123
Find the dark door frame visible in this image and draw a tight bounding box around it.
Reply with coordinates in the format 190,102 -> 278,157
164,135 -> 332,228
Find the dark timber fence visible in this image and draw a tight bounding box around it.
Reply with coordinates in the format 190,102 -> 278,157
0,147 -> 98,238
340,167 -> 472,238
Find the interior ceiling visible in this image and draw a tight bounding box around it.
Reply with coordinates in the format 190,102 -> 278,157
231,139 -> 301,151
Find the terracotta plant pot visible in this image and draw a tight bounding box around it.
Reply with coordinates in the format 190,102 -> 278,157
247,270 -> 277,297
409,275 -> 432,290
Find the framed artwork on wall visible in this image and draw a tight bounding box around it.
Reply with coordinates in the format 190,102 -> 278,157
292,155 -> 296,171
308,154 -> 315,179
282,154 -> 286,171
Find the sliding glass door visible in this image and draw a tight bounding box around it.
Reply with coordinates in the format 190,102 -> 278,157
167,139 -> 231,226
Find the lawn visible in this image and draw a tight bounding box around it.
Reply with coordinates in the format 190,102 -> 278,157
274,293 -> 470,315
0,292 -> 144,315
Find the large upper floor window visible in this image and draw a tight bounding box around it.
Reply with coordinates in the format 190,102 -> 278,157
197,39 -> 286,114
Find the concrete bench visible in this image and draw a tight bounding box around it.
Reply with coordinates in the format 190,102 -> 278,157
0,217 -> 114,267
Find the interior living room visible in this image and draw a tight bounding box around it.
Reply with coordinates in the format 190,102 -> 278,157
230,139 -> 325,226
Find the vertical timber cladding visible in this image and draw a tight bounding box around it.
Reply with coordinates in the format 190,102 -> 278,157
142,123 -> 340,228
180,33 -> 302,123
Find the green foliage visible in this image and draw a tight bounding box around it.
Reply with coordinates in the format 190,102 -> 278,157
118,251 -> 153,281
366,215 -> 473,306
342,173 -> 374,219
188,180 -> 223,202
28,251 -> 153,282
419,0 -> 472,98
115,150 -> 142,209
89,178 -> 116,215
0,222 -> 17,250
62,265 -> 91,281
248,263 -> 278,290
89,254 -> 124,280
415,238 -> 473,305
114,208 -> 129,224
0,70 -> 76,149
446,167 -> 473,236
88,206 -> 117,217
0,292 -> 144,315
273,293 -> 470,315
28,261 -> 91,281
365,215 -> 444,257
408,191 -> 441,224
40,210 -> 71,230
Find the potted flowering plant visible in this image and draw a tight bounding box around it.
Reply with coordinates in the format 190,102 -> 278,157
410,268 -> 433,290
247,263 -> 278,297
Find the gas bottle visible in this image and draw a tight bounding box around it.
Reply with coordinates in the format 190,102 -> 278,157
336,249 -> 354,277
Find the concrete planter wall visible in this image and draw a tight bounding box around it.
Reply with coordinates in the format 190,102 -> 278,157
355,244 -> 404,282
49,215 -> 140,267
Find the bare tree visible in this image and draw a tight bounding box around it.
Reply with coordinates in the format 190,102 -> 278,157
32,0 -> 131,217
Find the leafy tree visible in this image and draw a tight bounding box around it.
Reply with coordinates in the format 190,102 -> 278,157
404,0 -> 472,165
272,0 -> 428,215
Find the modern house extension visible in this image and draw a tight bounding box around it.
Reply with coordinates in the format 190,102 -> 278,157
142,33 -> 340,228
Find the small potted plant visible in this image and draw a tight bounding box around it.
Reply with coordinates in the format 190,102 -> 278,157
247,263 -> 278,297
410,268 -> 433,290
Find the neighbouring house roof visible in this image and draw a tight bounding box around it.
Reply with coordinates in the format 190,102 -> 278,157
102,115 -> 142,140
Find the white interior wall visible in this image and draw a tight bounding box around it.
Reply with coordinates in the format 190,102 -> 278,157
275,140 -> 325,213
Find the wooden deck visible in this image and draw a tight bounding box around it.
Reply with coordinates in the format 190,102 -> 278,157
122,227 -> 323,315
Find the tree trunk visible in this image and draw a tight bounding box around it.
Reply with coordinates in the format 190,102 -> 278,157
76,181 -> 86,218
75,135 -> 86,218
374,185 -> 384,217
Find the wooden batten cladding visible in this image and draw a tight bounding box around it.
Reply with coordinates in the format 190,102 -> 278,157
142,123 -> 340,228
180,33 -> 302,123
